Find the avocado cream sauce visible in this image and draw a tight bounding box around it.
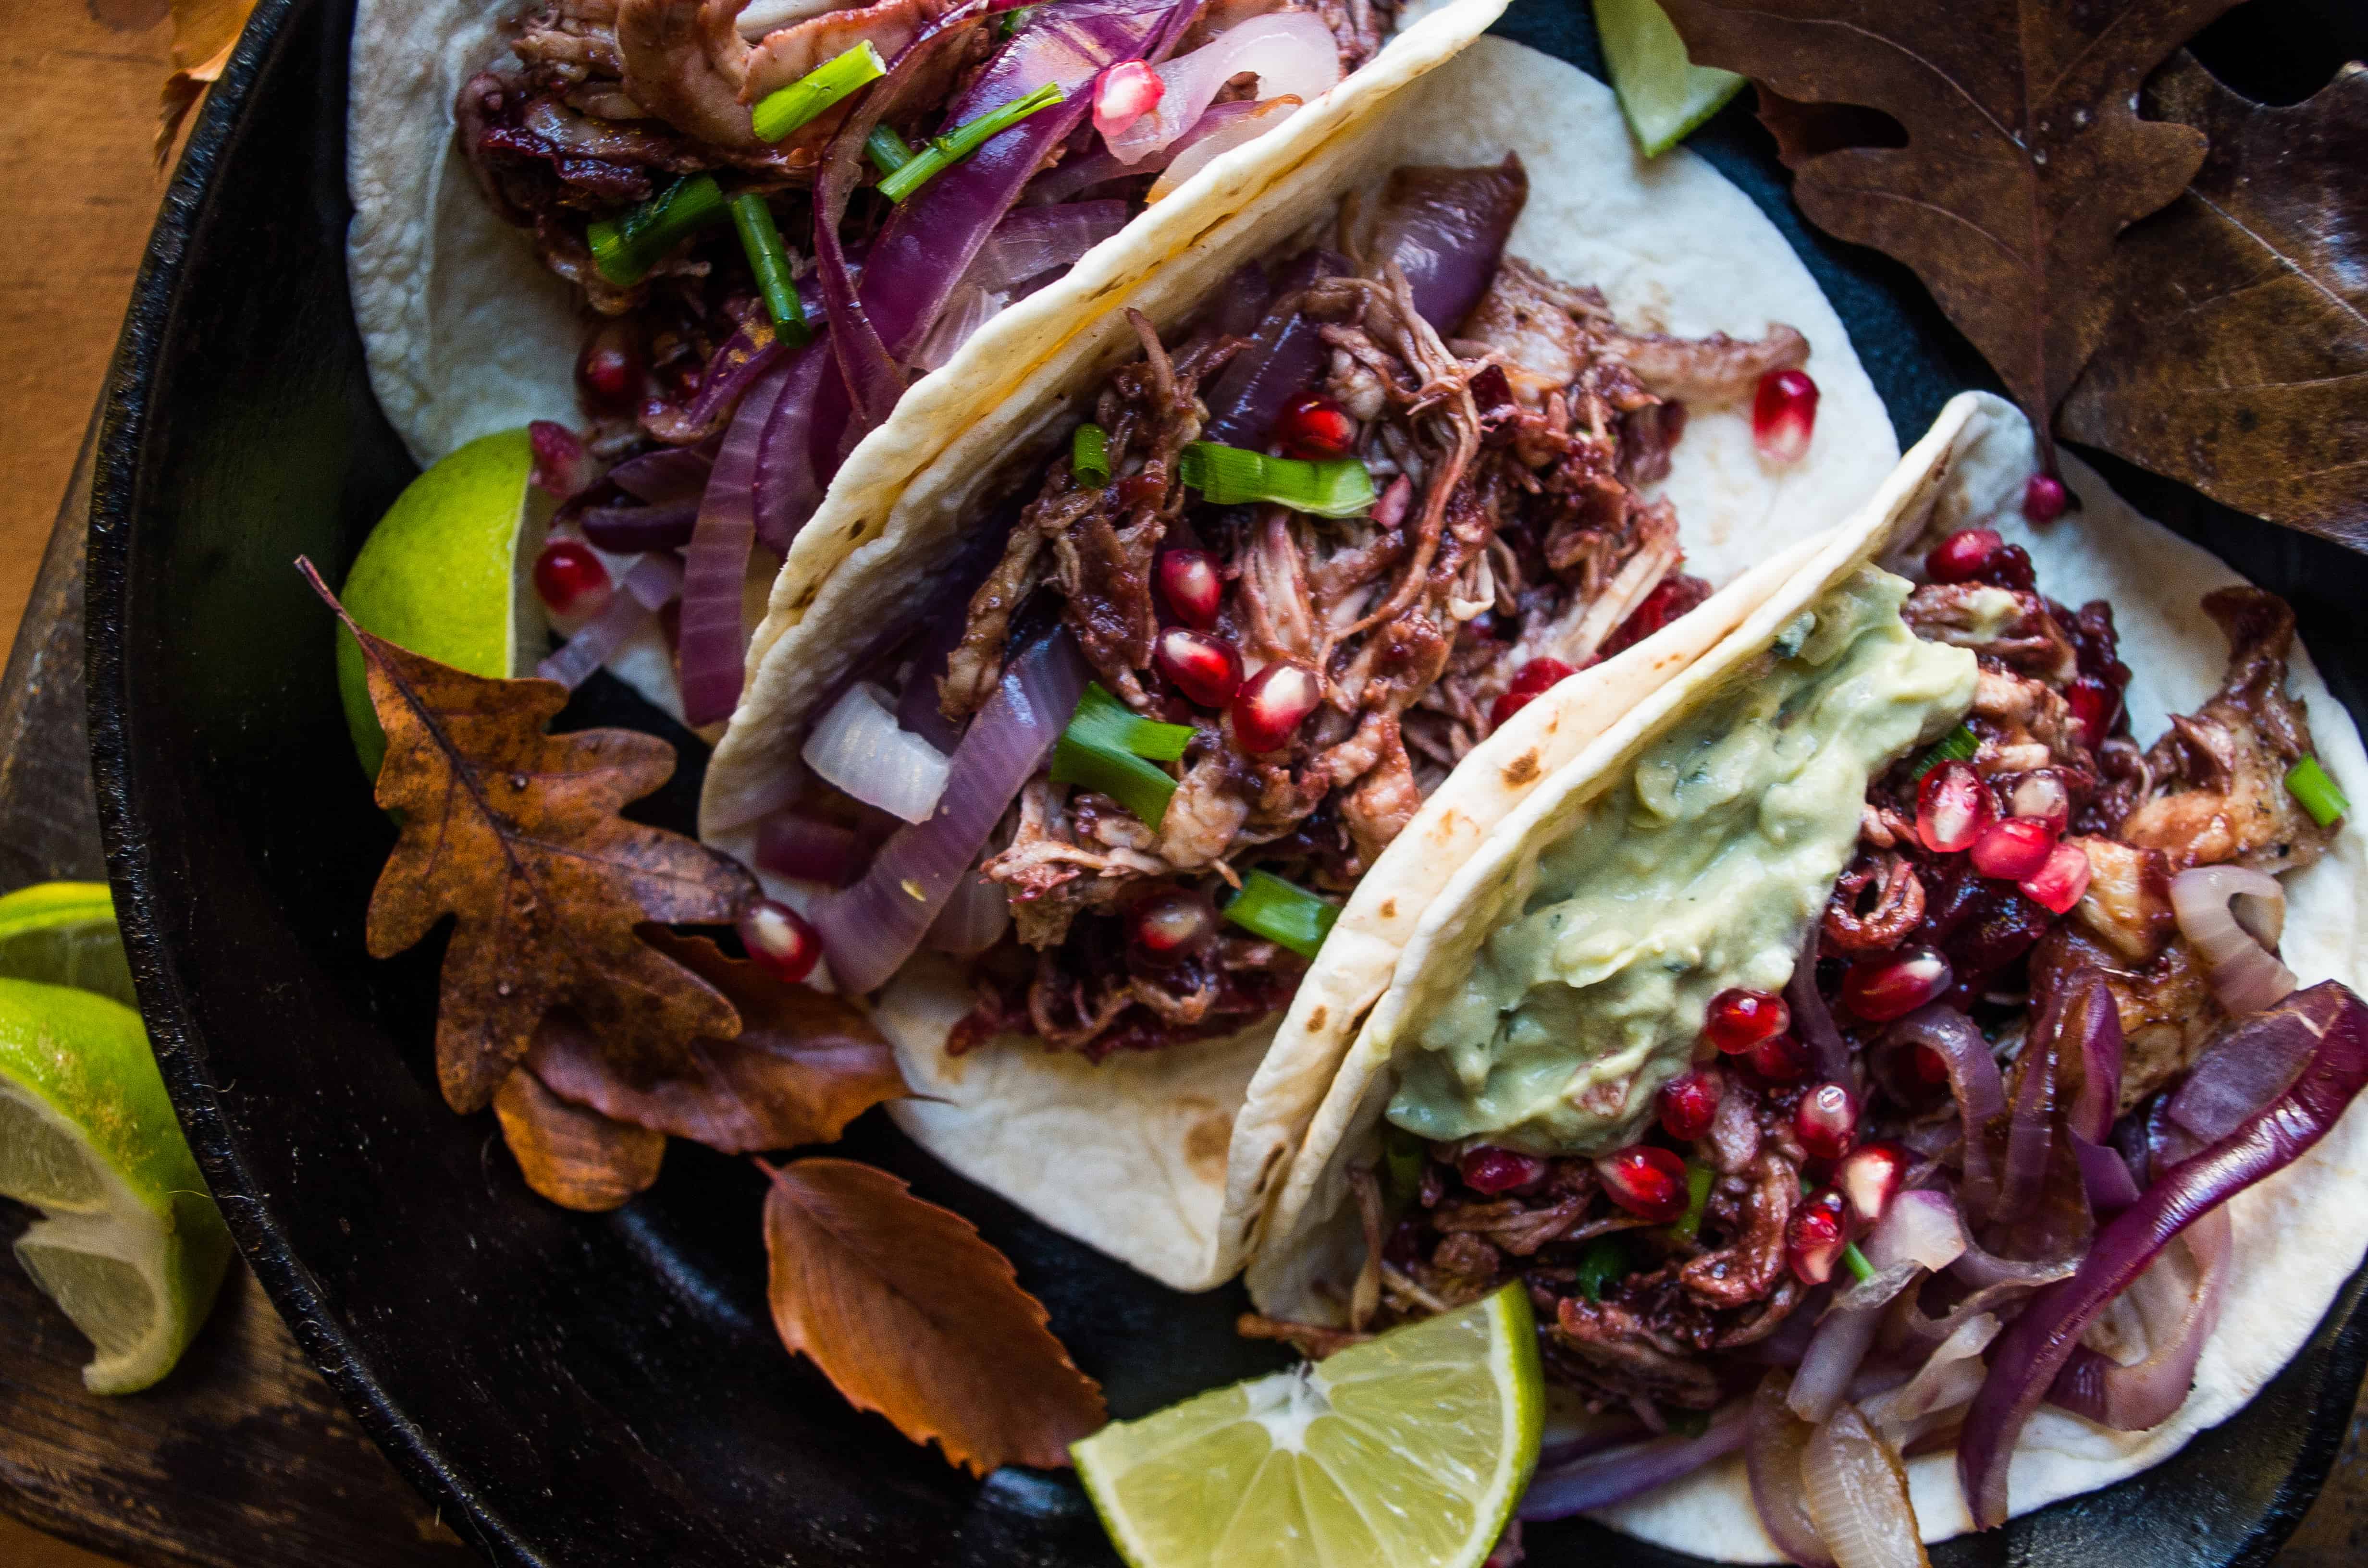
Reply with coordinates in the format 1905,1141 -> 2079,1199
1388,568 -> 1977,1154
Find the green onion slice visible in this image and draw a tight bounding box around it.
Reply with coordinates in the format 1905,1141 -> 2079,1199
586,173 -> 729,287
751,42 -> 887,143
1906,722 -> 1979,784
1178,441 -> 1377,518
2287,755 -> 2349,828
1223,870 -> 1340,958
876,80 -> 1065,203
1073,422 -> 1111,486
728,193 -> 811,345
1664,1163 -> 1714,1245
1048,682 -> 1195,828
866,122 -> 916,178
1381,1125 -> 1426,1209
1840,1241 -> 1875,1285
1575,1236 -> 1630,1303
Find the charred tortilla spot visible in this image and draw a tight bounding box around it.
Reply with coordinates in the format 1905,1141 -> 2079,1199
1307,1005 -> 1329,1031
1503,751 -> 1541,786
1379,900 -> 1397,919
1184,1108 -> 1231,1182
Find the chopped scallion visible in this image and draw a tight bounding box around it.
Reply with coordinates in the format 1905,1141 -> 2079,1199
1381,1126 -> 1425,1209
1048,682 -> 1195,827
1840,1241 -> 1875,1285
750,42 -> 887,143
1072,423 -> 1111,486
1575,1236 -> 1630,1303
876,80 -> 1065,203
586,173 -> 730,287
2287,755 -> 2349,828
1178,441 -> 1377,518
1906,722 -> 1979,784
1222,870 -> 1340,958
728,193 -> 810,346
866,122 -> 916,178
1664,1163 -> 1714,1245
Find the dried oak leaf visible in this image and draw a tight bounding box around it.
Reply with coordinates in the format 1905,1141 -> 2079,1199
1662,0 -> 2240,466
158,0 -> 257,163
527,932 -> 907,1153
2060,58 -> 2368,547
307,561 -> 754,1114
494,1066 -> 666,1212
761,1158 -> 1107,1475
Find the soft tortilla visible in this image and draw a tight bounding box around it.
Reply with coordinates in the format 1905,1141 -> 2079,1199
1250,391 -> 2368,1552
705,37 -> 1899,1291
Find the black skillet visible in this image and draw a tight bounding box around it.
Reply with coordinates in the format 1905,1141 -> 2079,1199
83,0 -> 2368,1562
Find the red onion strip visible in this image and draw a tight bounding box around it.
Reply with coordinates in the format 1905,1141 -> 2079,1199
1788,930 -> 1852,1085
1745,1373 -> 1837,1568
1101,10 -> 1337,164
1886,1005 -> 2004,1216
926,870 -> 1013,956
754,809 -> 866,887
1517,1400 -> 1748,1522
535,553 -> 683,690
1959,981 -> 2368,1529
1800,1403 -> 1928,1568
1789,1263 -> 1921,1424
2045,1203 -> 2231,1431
2171,863 -> 2297,1018
1863,1188 -> 1966,1274
1147,96 -> 1303,201
678,355 -> 794,726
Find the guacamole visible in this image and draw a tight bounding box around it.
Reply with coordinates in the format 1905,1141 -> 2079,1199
1388,567 -> 1977,1154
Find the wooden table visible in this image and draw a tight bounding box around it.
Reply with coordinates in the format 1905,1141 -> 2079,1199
0,3 -> 2364,1565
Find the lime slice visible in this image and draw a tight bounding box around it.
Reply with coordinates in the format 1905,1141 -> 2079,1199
0,973 -> 231,1393
0,881 -> 136,1009
1074,1284 -> 1543,1568
1595,0 -> 1746,158
335,426 -> 553,777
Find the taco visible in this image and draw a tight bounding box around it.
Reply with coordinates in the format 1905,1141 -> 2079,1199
348,0 -> 1519,728
1244,391 -> 2368,1553
697,38 -> 1898,1290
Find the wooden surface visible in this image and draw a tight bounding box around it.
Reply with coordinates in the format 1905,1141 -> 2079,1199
0,2 -> 2363,1566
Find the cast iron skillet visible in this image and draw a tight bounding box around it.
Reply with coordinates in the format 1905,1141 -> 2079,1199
83,0 -> 2368,1563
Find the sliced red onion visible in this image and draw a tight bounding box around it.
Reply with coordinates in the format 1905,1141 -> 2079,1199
802,682 -> 953,824
1960,981 -> 2368,1529
1147,95 -> 1302,201
2073,1133 -> 2141,1214
679,355 -> 794,726
535,552 -> 684,690
1745,1373 -> 1836,1568
2053,968 -> 2125,1143
1788,931 -> 1852,1085
1948,1235 -> 2079,1292
2045,1202 -> 2230,1431
965,200 -> 1131,292
1801,1403 -> 1924,1568
1860,1308 -> 1999,1451
2171,864 -> 2297,1016
2167,993 -> 2321,1146
1370,156 -> 1529,334
754,809 -> 867,887
1998,1001 -> 2062,1226
911,285 -> 1000,373
1886,1005 -> 2004,1216
926,870 -> 1013,956
1789,1262 -> 1922,1425
753,342 -> 831,553
812,629 -> 1089,994
683,318 -> 791,436
1200,248 -> 1348,446
1517,1400 -> 1747,1522
579,498 -> 699,553
1101,11 -> 1337,164
607,444 -> 715,503
1864,1189 -> 1966,1274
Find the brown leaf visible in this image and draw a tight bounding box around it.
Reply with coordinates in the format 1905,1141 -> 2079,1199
1663,0 -> 2239,467
493,1067 -> 666,1212
304,561 -> 754,1114
527,932 -> 907,1153
761,1159 -> 1107,1474
2060,59 -> 2368,546
157,0 -> 254,164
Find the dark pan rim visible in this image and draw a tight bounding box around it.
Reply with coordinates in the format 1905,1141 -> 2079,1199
76,2 -> 2368,1565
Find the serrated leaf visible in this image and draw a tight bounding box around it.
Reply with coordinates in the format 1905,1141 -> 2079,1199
494,1066 -> 666,1212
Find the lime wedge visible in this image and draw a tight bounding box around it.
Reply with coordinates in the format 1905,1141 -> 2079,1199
1074,1284 -> 1543,1568
336,426 -> 552,777
0,881 -> 136,1009
1596,0 -> 1746,158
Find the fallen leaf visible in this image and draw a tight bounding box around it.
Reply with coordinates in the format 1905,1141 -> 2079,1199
528,933 -> 907,1153
1662,0 -> 2239,467
157,0 -> 256,164
2059,58 -> 2368,547
494,1066 -> 667,1212
302,560 -> 753,1115
761,1158 -> 1107,1474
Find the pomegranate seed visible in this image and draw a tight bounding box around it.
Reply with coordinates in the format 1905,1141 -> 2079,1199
2009,772 -> 2071,835
1833,1141 -> 1908,1226
1981,542 -> 2037,590
1752,368 -> 1819,464
1748,1030 -> 1812,1084
1128,885 -> 1217,967
1596,1145 -> 1691,1223
1157,548 -> 1225,630
534,538 -> 613,619
1925,528 -> 2004,584
1794,1081 -> 1860,1162
1488,658 -> 1580,730
1460,1146 -> 1548,1196
1154,627 -> 1244,709
1840,946 -> 1953,1022
576,321 -> 643,417
1271,391 -> 1357,461
528,420 -> 597,501
1970,816 -> 2057,881
1658,1067 -> 1723,1141
1092,59 -> 1164,138
1788,1189 -> 1850,1285
740,898 -> 820,984
1231,661 -> 1321,753
2023,472 -> 2068,524
2020,839 -> 2093,914
1702,988 -> 1789,1054
1916,760 -> 1996,854
2066,674 -> 2118,749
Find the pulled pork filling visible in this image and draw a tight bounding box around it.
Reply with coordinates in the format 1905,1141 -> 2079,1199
1247,540 -> 2338,1433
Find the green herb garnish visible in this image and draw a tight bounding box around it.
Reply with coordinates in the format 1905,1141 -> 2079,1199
1178,442 -> 1377,518
1222,870 -> 1340,959
1575,1236 -> 1630,1303
1906,722 -> 1979,784
1840,1241 -> 1876,1285
728,193 -> 811,345
866,122 -> 916,178
1664,1163 -> 1714,1246
1048,682 -> 1194,827
2288,755 -> 2350,828
876,80 -> 1065,203
587,174 -> 731,287
751,42 -> 887,143
1073,422 -> 1111,486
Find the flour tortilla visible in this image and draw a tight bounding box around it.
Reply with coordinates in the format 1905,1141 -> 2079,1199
1250,391 -> 2368,1553
700,37 -> 1899,1290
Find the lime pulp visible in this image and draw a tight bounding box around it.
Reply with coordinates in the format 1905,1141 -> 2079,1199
1595,0 -> 1746,158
